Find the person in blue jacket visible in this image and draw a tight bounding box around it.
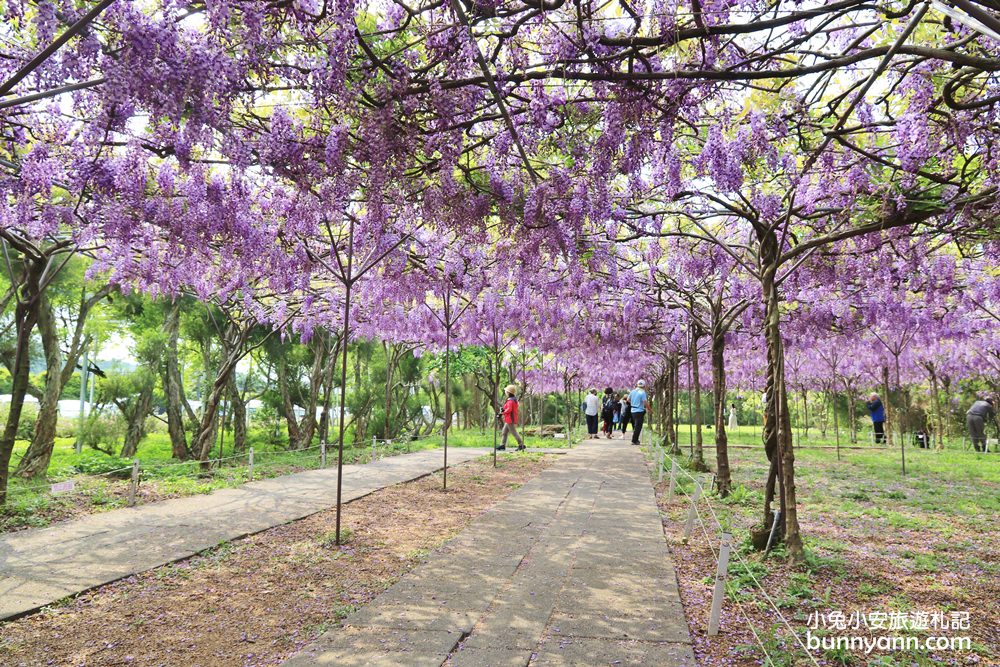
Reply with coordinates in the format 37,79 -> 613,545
865,393 -> 886,444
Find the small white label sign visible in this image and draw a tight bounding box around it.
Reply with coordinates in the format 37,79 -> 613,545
50,480 -> 75,494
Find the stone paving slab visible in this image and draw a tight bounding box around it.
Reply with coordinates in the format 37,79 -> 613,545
531,637 -> 697,667
0,446 -> 512,620
283,441 -> 694,666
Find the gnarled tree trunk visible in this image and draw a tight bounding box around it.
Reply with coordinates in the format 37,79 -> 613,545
0,262 -> 43,504
690,326 -> 707,471
163,301 -> 190,460
15,295 -> 62,478
710,329 -> 731,497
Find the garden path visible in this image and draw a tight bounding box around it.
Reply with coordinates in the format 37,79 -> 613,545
0,446 -> 507,619
283,440 -> 694,667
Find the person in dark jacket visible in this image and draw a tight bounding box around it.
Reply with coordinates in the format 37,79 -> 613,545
865,393 -> 886,444
967,397 -> 997,453
601,387 -> 617,438
619,393 -> 631,435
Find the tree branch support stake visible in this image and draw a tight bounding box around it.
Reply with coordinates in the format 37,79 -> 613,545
127,459 -> 140,507
708,533 -> 732,636
683,477 -> 704,541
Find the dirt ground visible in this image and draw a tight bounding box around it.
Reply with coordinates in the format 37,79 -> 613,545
652,448 -> 1000,667
0,453 -> 553,667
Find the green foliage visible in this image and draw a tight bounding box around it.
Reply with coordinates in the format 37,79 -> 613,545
719,483 -> 761,507
71,451 -> 133,477
317,527 -> 353,547
726,558 -> 768,601
78,413 -> 127,455
0,402 -> 39,440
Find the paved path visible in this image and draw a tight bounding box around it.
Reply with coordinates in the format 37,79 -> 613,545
284,441 -> 694,667
0,446 -> 520,620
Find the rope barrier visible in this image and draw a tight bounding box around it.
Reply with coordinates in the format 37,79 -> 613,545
669,469 -> 778,665
661,450 -> 822,667
4,464 -> 138,495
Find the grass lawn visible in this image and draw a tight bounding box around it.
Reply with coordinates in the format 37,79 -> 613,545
1,426 -> 570,532
650,436 -> 999,666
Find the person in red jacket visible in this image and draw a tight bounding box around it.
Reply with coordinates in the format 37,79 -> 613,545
498,384 -> 525,452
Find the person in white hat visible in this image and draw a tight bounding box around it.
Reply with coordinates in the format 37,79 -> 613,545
628,380 -> 649,445
498,384 -> 525,451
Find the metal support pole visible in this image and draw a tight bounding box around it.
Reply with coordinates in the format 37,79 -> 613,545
668,459 -> 678,498
127,459 -> 140,507
683,477 -> 703,541
708,533 -> 733,636
321,440 -> 327,468
764,509 -> 782,554
75,344 -> 89,455
248,447 -> 254,481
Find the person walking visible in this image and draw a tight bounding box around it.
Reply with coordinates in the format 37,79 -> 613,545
584,388 -> 601,438
619,392 -> 631,436
628,380 -> 649,446
966,397 -> 998,453
601,387 -> 617,438
498,384 -> 525,452
865,393 -> 886,444
727,402 -> 738,431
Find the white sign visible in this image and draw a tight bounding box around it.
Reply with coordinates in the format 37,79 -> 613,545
50,480 -> 75,494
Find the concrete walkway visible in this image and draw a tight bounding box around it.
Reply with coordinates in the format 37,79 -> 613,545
284,441 -> 694,667
0,446 -> 510,620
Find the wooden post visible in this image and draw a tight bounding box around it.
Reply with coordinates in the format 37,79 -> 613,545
248,447 -> 254,481
127,459 -> 140,507
668,459 -> 677,498
708,533 -> 732,636
683,477 -> 703,541
372,436 -> 377,463
657,445 -> 664,483
320,440 -> 327,468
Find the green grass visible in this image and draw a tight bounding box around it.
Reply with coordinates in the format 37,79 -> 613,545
2,426 -> 570,531
670,423 -> 984,453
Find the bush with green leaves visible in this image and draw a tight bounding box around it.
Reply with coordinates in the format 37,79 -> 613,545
71,451 -> 134,477
79,413 -> 127,455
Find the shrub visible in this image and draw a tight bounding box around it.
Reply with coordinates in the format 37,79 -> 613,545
79,414 -> 127,456
72,451 -> 133,478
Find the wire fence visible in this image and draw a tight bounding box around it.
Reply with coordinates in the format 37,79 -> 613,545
4,423 -> 578,512
648,438 -> 823,667
2,435 -> 429,505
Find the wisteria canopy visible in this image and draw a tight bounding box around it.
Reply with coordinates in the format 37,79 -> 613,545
1,0 -> 998,558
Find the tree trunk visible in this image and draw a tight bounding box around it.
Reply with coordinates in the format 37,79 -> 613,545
844,377 -> 858,443
120,381 -> 154,458
15,295 -> 62,478
690,328 -> 707,470
763,264 -> 802,562
927,363 -> 944,450
0,267 -> 43,504
761,337 -> 779,528
276,350 -> 302,448
881,365 -> 893,447
229,374 -> 247,453
665,354 -> 678,454
163,301 -> 189,460
802,389 -> 809,440
832,386 -> 841,460
17,284 -> 105,478
194,336 -> 247,466
711,330 -> 731,496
